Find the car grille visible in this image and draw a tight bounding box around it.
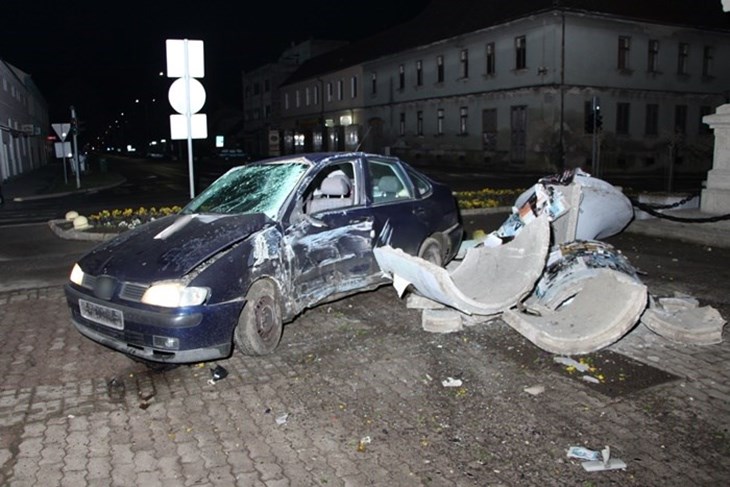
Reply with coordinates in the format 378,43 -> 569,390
120,283 -> 149,301
80,274 -> 148,303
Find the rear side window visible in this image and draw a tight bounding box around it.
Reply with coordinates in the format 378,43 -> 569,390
406,168 -> 433,198
367,158 -> 412,203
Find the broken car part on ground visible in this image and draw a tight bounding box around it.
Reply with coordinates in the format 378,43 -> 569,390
375,169 -> 726,354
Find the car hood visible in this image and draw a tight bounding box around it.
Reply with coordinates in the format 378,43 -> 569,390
79,213 -> 272,281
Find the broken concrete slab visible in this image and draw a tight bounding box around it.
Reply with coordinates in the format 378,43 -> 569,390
513,169 -> 634,243
374,214 -> 550,316
421,308 -> 464,333
406,293 -> 446,310
642,302 -> 726,346
503,270 -> 648,355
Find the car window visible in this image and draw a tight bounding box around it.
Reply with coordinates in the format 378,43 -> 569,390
367,158 -> 412,204
405,167 -> 433,198
182,162 -> 307,219
302,161 -> 358,215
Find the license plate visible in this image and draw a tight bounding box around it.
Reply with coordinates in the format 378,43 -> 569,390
79,299 -> 124,330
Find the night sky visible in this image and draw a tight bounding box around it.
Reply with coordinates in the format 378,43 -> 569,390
2,0 -> 431,136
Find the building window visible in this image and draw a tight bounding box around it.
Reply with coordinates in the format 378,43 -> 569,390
253,82 -> 261,95
337,79 -> 344,100
327,82 -> 333,102
371,72 -> 377,95
265,105 -> 271,119
459,107 -> 468,135
699,106 -> 713,134
416,60 -> 423,86
417,110 -> 423,136
437,55 -> 444,83
675,105 -> 687,134
460,49 -> 469,78
399,112 -> 406,136
618,36 -> 631,70
437,108 -> 444,135
645,104 -> 659,136
510,105 -> 527,163
482,109 -> 497,151
284,93 -> 289,110
295,90 -> 301,108
703,46 -> 714,77
313,85 -> 319,105
515,36 -> 526,70
305,87 -> 310,106
399,64 -> 405,90
616,103 -> 630,135
648,40 -> 659,73
351,76 -> 358,98
486,42 -> 496,75
678,43 -> 689,75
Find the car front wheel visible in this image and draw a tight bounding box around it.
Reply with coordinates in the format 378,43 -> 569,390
234,279 -> 283,356
418,236 -> 444,267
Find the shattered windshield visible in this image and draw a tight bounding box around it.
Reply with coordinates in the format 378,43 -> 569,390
181,162 -> 307,219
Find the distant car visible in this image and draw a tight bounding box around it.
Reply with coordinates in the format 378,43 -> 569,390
64,152 -> 463,364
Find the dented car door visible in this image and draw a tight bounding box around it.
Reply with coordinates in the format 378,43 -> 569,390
286,208 -> 378,308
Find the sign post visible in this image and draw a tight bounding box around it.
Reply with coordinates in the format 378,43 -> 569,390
70,106 -> 81,189
166,39 -> 207,199
52,123 -> 71,184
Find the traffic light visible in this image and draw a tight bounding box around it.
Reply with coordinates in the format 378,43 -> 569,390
595,108 -> 603,131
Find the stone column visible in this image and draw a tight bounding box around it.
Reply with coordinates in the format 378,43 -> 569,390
701,104 -> 730,214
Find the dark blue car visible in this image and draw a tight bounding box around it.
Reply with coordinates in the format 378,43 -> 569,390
65,152 -> 463,364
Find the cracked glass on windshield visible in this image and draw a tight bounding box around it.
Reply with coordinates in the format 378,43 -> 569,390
181,162 -> 307,219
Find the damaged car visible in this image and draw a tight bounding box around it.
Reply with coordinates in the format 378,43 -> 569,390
64,152 -> 463,364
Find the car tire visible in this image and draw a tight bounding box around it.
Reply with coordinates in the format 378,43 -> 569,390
234,279 -> 283,356
418,236 -> 443,267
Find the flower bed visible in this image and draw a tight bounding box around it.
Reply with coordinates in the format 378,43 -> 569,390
83,188 -> 522,233
88,206 -> 182,231
454,188 -> 524,210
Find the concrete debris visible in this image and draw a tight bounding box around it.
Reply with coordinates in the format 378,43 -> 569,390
406,293 -> 446,310
375,168 -> 718,356
374,214 -> 550,316
275,413 -> 289,425
581,446 -> 627,472
504,269 -> 647,355
442,377 -> 463,387
512,169 -> 634,244
421,308 -> 464,333
523,385 -> 546,396
581,375 -> 601,384
642,295 -> 727,345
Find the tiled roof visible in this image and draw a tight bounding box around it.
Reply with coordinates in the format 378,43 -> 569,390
283,0 -> 730,85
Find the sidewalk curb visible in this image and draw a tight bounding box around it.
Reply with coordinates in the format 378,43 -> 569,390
13,177 -> 127,202
48,219 -> 119,242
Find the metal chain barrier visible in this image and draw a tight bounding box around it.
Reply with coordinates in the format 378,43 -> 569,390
630,196 -> 730,223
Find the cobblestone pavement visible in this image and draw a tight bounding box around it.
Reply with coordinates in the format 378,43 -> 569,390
0,280 -> 728,486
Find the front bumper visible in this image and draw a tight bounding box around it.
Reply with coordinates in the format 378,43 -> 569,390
65,284 -> 241,364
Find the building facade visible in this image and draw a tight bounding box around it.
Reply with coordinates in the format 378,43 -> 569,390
277,0 -> 730,176
241,39 -> 347,157
0,59 -> 49,182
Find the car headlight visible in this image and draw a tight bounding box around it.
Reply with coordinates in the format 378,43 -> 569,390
141,282 -> 210,308
70,263 -> 85,286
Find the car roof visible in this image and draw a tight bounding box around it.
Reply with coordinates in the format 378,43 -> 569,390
255,152 -> 400,169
